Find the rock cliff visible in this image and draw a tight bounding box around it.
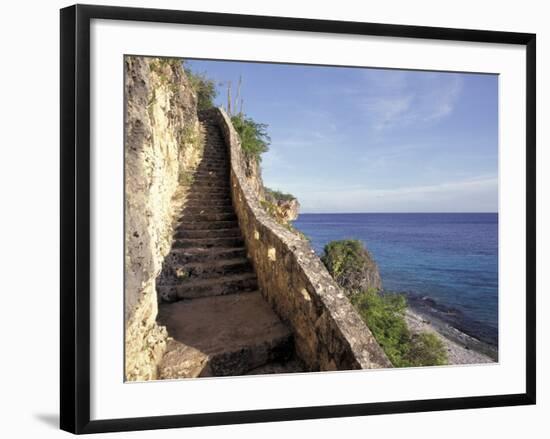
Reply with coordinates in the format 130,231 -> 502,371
124,57 -> 203,381
264,188 -> 300,222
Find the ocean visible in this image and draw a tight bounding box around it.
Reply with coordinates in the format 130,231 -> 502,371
293,213 -> 498,346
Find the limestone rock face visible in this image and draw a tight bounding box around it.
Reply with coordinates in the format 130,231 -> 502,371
274,198 -> 300,222
124,57 -> 202,381
260,188 -> 300,224
244,157 -> 265,198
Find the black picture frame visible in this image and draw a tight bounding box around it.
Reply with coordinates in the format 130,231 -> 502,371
60,4 -> 536,434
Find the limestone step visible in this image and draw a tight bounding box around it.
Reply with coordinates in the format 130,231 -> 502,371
190,185 -> 230,191
179,209 -> 237,222
189,186 -> 229,195
198,159 -> 229,167
203,127 -> 223,134
186,193 -> 231,201
193,170 -> 228,176
190,186 -> 229,192
182,199 -> 233,208
203,153 -> 226,159
200,156 -> 227,161
190,179 -> 230,187
180,205 -> 234,216
194,165 -> 229,172
201,153 -> 227,158
180,208 -> 234,217
201,148 -> 226,154
192,173 -> 230,181
166,246 -> 247,264
175,220 -> 238,230
159,257 -> 254,283
197,157 -> 229,169
158,292 -> 293,378
193,171 -> 229,179
184,193 -> 231,202
186,187 -> 230,196
174,227 -> 241,239
192,172 -> 229,180
196,168 -> 229,174
197,158 -> 227,163
197,157 -> 227,163
201,151 -> 227,157
188,181 -> 230,190
172,236 -> 244,249
182,200 -> 232,209
157,272 -> 258,302
201,151 -> 226,157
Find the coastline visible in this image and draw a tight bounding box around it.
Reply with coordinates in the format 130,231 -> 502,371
405,305 -> 497,365
293,213 -> 499,366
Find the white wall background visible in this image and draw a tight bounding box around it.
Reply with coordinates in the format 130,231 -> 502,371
0,0 -> 546,437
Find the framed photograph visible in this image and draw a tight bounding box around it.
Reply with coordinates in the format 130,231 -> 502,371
60,4 -> 536,434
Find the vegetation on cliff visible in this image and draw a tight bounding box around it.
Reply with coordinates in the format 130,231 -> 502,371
322,240 -> 447,367
351,290 -> 409,366
321,239 -> 382,293
183,63 -> 218,111
231,115 -> 270,163
351,290 -> 447,367
265,188 -> 295,202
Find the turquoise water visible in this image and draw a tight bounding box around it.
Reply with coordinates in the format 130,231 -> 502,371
293,213 -> 498,345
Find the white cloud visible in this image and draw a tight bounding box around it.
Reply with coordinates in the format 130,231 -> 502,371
357,72 -> 463,132
362,95 -> 415,131
421,75 -> 462,122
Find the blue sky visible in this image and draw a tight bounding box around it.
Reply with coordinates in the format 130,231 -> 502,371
186,59 -> 498,213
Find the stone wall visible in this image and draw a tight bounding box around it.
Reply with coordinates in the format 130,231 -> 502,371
213,108 -> 392,371
124,57 -> 202,381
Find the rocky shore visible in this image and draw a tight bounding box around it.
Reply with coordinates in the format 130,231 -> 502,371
405,306 -> 497,366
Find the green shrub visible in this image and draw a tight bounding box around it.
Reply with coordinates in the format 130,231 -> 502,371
231,115 -> 270,163
351,289 -> 448,367
321,239 -> 381,293
183,65 -> 217,111
351,290 -> 411,367
406,332 -> 448,367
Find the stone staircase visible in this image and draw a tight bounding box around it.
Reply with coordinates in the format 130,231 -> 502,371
156,114 -> 303,379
